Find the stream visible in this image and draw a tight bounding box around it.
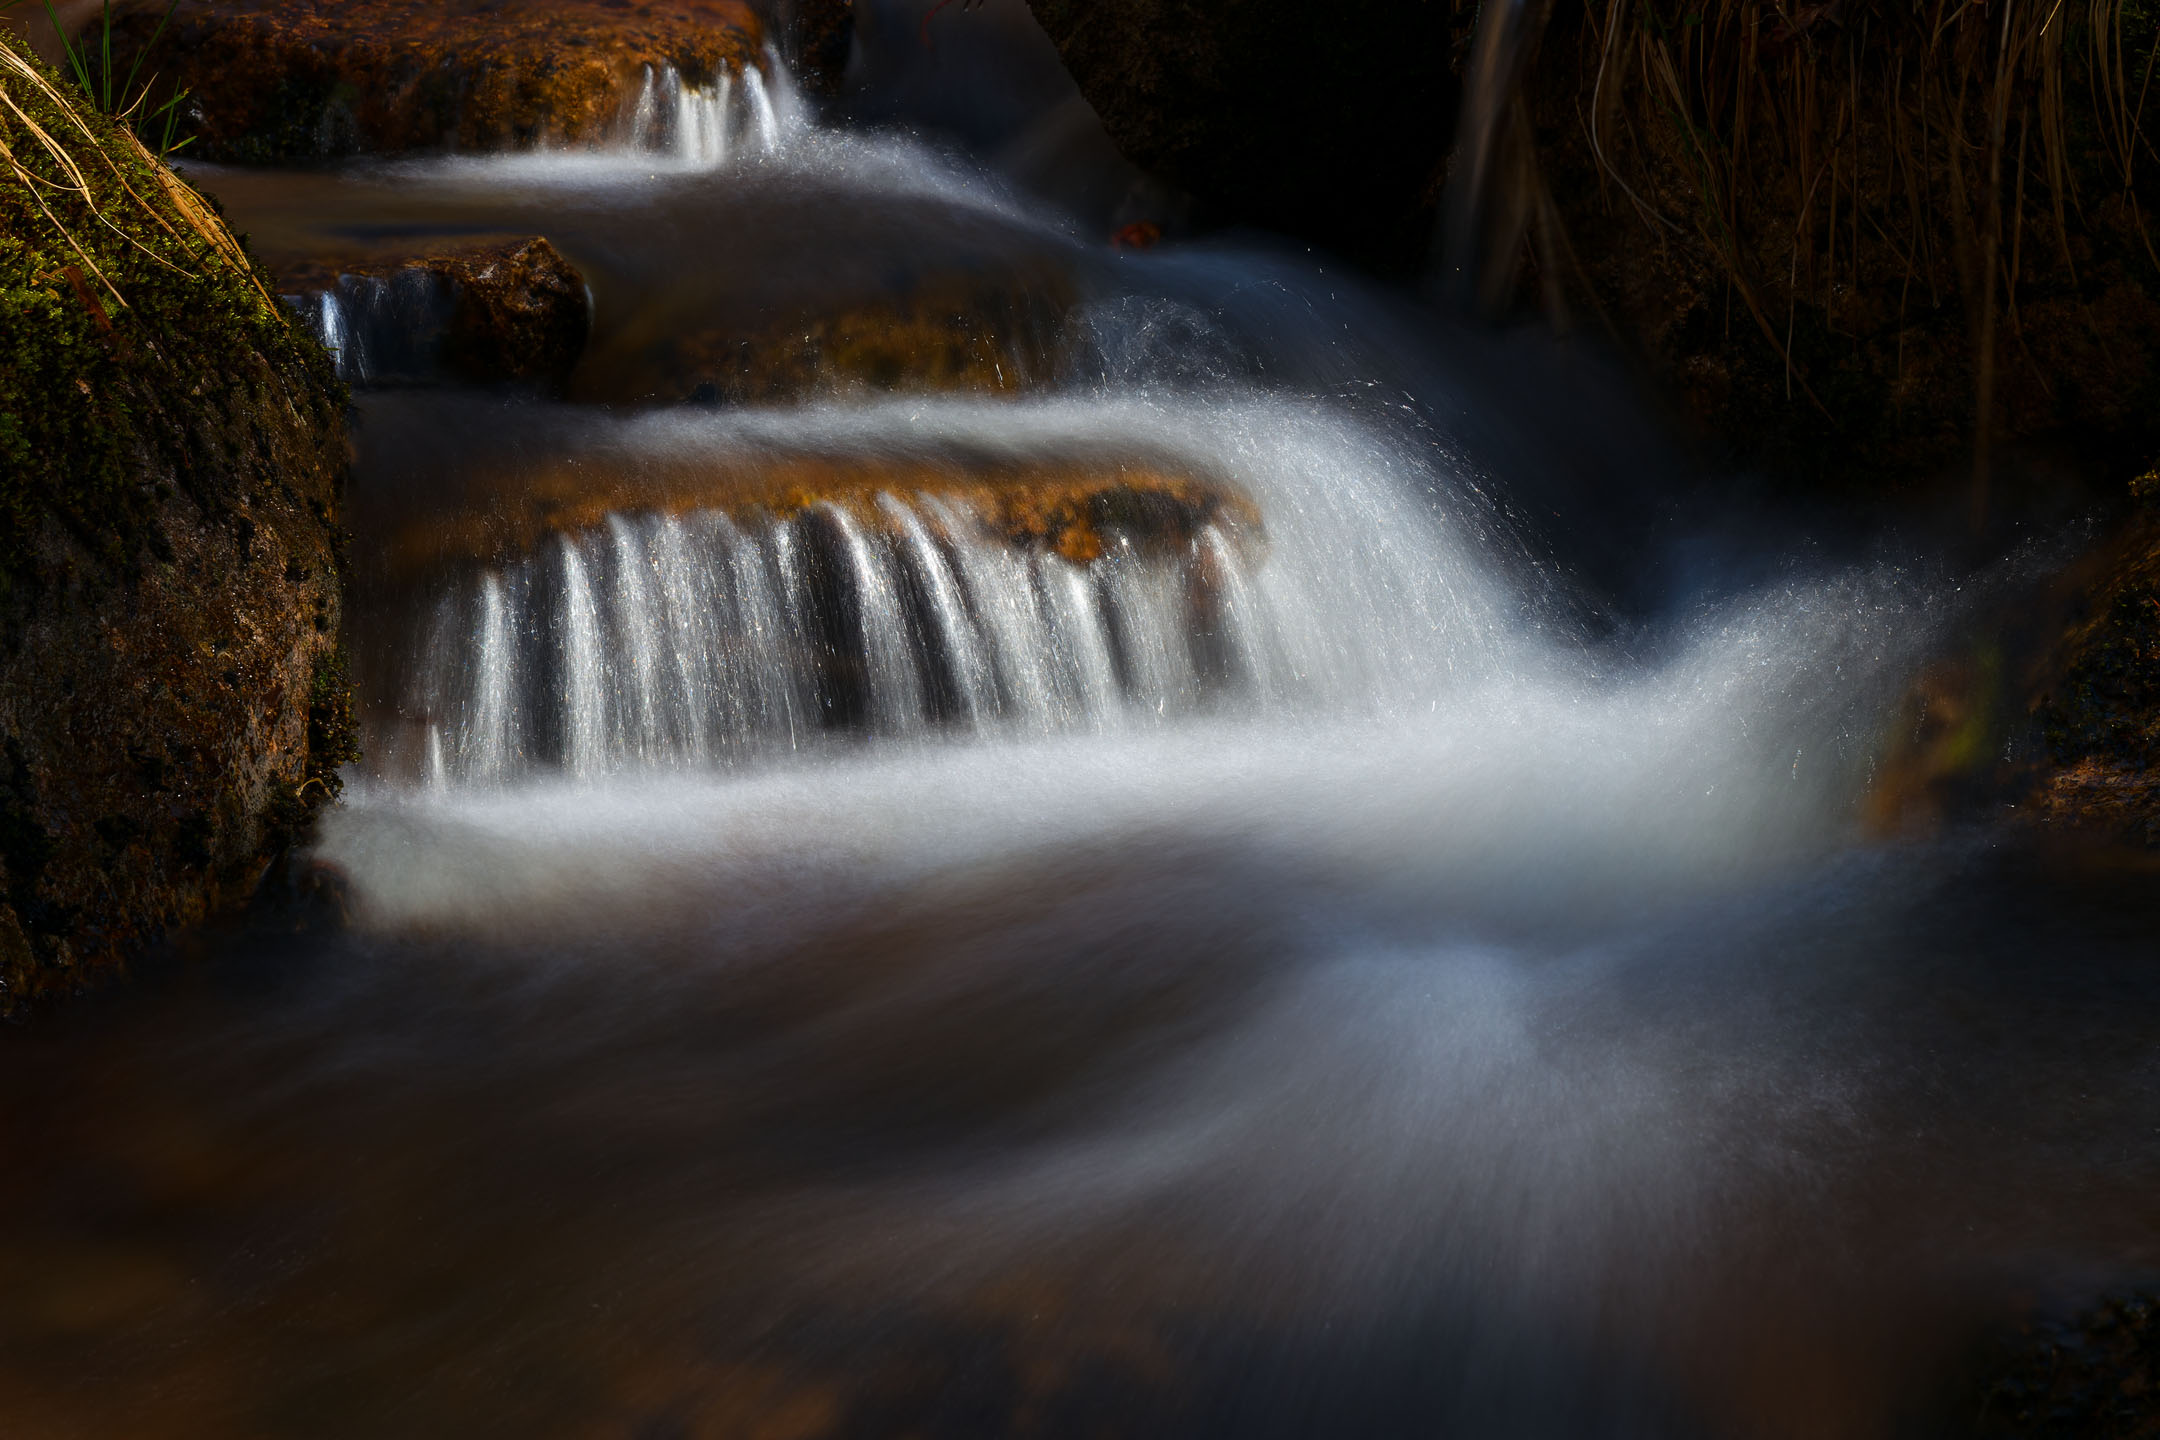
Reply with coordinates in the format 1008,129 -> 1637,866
5,4 -> 2160,1436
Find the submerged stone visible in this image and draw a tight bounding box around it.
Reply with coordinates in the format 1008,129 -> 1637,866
112,0 -> 765,161
577,267 -> 1075,406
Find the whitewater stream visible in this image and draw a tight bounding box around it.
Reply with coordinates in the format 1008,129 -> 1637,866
5,5 -> 2160,1437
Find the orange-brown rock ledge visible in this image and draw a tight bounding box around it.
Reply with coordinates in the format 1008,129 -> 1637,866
114,0 -> 765,162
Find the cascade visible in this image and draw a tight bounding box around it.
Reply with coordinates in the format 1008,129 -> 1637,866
388,483 -> 1277,784
297,53 -> 802,383
21,12 -> 2157,1439
616,58 -> 795,167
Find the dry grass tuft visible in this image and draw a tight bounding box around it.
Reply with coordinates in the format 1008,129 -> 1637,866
0,33 -> 269,312
1523,0 -> 2160,497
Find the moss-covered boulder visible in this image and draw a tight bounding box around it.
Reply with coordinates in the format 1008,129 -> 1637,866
0,33 -> 351,1011
110,0 -> 765,163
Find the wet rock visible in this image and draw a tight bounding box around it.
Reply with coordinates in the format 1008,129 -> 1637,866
283,237 -> 592,389
0,33 -> 350,1011
585,268 -> 1072,404
773,0 -> 853,95
1862,641 -> 2018,836
2032,483 -> 2160,846
1867,474 -> 2160,845
1969,1291 -> 2160,1437
1023,0 -> 1470,267
381,449 -> 1259,579
110,0 -> 765,162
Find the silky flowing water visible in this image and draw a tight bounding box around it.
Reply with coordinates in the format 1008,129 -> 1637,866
6,6 -> 2160,1437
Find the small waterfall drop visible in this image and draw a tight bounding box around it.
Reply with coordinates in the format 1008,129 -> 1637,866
360,394 -> 1531,788
384,483 -> 1285,785
616,56 -> 798,167
559,535 -> 613,780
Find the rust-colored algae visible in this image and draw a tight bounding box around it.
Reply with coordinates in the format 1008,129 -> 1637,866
380,454 -> 1260,580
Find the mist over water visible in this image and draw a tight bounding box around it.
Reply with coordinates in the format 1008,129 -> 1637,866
6,5 -> 2160,1438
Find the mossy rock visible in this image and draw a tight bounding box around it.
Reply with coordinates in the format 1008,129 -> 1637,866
0,30 -> 350,1011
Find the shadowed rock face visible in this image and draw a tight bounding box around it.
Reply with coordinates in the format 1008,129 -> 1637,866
2034,489 -> 2160,845
1968,1292 -> 2160,1438
0,444 -> 350,1005
1853,482 -> 2160,847
113,0 -> 765,162
773,0 -> 854,94
1023,0 -> 1469,267
580,267 -> 1073,405
281,237 -> 593,389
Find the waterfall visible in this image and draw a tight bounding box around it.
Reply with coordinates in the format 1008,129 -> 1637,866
384,487 -> 1288,785
616,56 -> 798,167
879,493 -> 997,728
290,52 -> 806,383
354,390 -> 1537,789
294,267 -> 456,386
559,535 -> 612,780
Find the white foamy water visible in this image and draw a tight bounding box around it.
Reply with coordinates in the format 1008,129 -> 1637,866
611,57 -> 797,170
305,46 -> 1953,1396
375,395 -> 1548,783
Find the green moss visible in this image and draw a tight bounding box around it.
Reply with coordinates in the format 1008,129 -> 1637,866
0,29 -> 344,614
305,645 -> 360,797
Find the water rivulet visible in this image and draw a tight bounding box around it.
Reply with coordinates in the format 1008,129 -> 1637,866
5,6 -> 2160,1438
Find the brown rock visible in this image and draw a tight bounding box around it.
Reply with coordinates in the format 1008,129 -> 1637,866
1969,1291 -> 2160,1438
1866,484 -> 2160,846
0,457 -> 349,1007
111,0 -> 765,162
283,237 -> 592,388
583,268 -> 1073,405
0,31 -> 351,1011
376,450 -> 1260,580
2030,490 -> 2160,845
